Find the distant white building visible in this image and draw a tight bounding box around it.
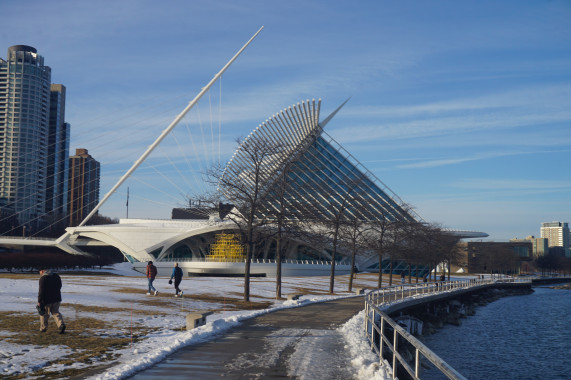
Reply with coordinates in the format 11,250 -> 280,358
540,221 -> 570,257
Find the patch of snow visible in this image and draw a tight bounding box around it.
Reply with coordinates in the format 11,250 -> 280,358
0,341 -> 75,376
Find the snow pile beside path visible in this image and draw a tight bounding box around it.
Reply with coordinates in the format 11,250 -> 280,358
340,311 -> 391,380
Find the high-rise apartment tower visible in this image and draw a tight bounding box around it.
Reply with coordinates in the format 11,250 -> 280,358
68,148 -> 100,226
46,84 -> 70,220
0,45 -> 52,229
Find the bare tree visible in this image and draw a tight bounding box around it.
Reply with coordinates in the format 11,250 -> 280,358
419,224 -> 463,280
261,159 -> 301,299
300,175 -> 368,294
535,253 -> 561,276
486,245 -> 520,275
368,203 -> 419,287
322,193 -> 351,294
424,227 -> 439,281
417,224 -> 447,281
385,216 -> 415,286
438,231 -> 462,280
393,220 -> 419,284
366,215 -> 392,289
404,225 -> 424,283
339,215 -> 368,292
205,137 -> 286,302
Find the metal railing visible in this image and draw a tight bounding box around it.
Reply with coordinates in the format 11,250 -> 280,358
0,236 -> 57,241
156,257 -> 347,266
364,277 -> 531,379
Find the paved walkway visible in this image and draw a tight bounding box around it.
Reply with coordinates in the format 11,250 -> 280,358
128,296 -> 366,379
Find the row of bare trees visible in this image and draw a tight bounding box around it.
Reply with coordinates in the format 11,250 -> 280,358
534,254 -> 571,276
200,137 -> 462,302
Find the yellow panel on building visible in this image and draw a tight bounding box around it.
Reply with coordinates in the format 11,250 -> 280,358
208,233 -> 246,262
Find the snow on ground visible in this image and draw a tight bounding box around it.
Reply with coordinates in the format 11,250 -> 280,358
0,263 -> 469,379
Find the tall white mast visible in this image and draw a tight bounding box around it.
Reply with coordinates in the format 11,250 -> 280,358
77,26 -> 264,227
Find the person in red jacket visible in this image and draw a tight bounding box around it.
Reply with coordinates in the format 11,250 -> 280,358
37,269 -> 66,333
146,261 -> 158,296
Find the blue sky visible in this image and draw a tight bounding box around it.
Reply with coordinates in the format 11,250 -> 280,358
1,0 -> 570,241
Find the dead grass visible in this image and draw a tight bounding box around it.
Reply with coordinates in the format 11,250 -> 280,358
0,273 -> 37,280
0,311 -> 155,380
111,286 -> 149,295
65,302 -> 133,315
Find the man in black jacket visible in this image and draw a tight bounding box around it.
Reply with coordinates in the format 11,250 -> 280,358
37,269 -> 66,334
170,262 -> 184,297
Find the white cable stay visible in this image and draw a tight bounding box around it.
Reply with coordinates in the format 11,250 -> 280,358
76,26 -> 264,227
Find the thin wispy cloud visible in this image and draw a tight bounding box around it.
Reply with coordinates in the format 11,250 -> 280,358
341,82 -> 571,118
453,178 -> 571,192
394,150 -> 569,169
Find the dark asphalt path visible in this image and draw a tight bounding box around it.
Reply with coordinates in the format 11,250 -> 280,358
128,296 -> 366,379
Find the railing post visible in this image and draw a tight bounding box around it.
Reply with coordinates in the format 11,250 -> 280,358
415,348 -> 421,378
370,308 -> 376,351
392,329 -> 398,380
364,301 -> 368,342
380,315 -> 384,359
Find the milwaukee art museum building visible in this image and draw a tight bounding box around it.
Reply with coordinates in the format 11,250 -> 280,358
0,99 -> 486,277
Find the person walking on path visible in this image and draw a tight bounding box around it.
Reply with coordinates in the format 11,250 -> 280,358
146,261 -> 158,296
170,263 -> 184,297
37,269 -> 66,334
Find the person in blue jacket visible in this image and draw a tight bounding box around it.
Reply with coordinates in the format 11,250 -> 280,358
170,263 -> 184,297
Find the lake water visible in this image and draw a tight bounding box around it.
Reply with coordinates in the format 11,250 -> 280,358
419,286 -> 571,380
